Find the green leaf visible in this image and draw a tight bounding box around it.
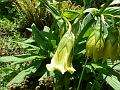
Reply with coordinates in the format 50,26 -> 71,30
43,26 -> 50,33
1,67 -> 13,76
15,54 -> 33,58
91,81 -> 101,90
74,40 -> 86,59
0,0 -> 8,2
83,0 -> 90,7
33,58 -> 51,77
23,38 -> 35,43
84,8 -> 98,16
83,27 -> 94,38
104,75 -> 120,90
39,0 -> 60,19
110,0 -> 120,5
77,13 -> 95,41
17,41 -> 40,50
63,10 -> 80,21
103,7 -> 120,17
51,40 -> 57,48
107,60 -> 120,71
31,23 -> 48,50
12,56 -> 45,64
0,87 -> 7,90
0,55 -> 45,63
7,60 -> 42,86
72,18 -> 81,38
0,56 -> 23,62
26,28 -> 32,32
99,0 -> 113,14
92,63 -> 103,70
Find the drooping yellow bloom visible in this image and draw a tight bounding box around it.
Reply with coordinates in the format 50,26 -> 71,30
46,31 -> 76,74
103,39 -> 112,59
110,41 -> 119,63
93,37 -> 104,60
103,38 -> 119,63
86,32 -> 95,58
86,30 -> 104,61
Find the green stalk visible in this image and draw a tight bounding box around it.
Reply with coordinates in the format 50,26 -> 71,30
99,0 -> 113,15
62,16 -> 72,32
77,58 -> 88,90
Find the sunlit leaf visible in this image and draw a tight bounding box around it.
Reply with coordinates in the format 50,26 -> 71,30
39,0 -> 60,19
104,75 -> 120,90
77,13 -> 95,41
63,10 -> 80,21
0,56 -> 23,62
12,56 -> 45,64
84,8 -> 98,16
0,55 -> 45,63
103,7 -> 120,17
23,38 -> 35,43
17,41 -> 40,50
110,0 -> 120,5
7,60 -> 42,86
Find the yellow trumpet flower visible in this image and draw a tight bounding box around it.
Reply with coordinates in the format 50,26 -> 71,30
46,31 -> 76,74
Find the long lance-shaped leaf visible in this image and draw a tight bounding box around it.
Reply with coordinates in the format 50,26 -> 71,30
33,58 -> 50,77
103,7 -> 120,18
63,10 -> 80,21
77,13 -> 95,42
17,41 -> 40,50
31,23 -> 48,50
99,0 -> 114,14
104,75 -> 120,90
110,0 -> 120,5
38,0 -> 60,19
0,55 -> 45,63
7,60 -> 42,86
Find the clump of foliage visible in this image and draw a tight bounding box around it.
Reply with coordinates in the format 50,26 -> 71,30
0,0 -> 17,20
13,0 -> 53,30
0,1 -> 29,89
1,0 -> 120,90
0,17 -> 26,56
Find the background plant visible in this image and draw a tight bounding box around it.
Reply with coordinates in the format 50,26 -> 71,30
13,0 -> 53,30
0,0 -> 30,89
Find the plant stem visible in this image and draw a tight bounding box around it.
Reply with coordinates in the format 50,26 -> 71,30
99,0 -> 113,14
62,16 -> 72,32
77,58 -> 88,90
